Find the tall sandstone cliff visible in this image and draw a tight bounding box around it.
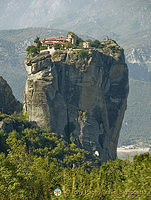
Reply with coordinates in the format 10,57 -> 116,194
0,76 -> 19,114
23,40 -> 129,162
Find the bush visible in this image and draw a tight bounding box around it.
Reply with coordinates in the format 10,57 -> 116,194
40,46 -> 47,51
0,113 -> 151,199
54,43 -> 63,50
91,40 -> 100,48
26,45 -> 39,55
98,43 -> 104,48
26,36 -> 42,55
107,44 -> 119,52
77,50 -> 89,59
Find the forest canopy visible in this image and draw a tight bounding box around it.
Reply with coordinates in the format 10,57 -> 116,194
0,113 -> 150,199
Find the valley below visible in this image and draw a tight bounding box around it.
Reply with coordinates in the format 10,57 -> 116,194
117,146 -> 150,161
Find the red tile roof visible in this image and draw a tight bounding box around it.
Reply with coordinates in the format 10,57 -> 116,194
42,37 -> 68,41
44,41 -> 54,44
33,43 -> 37,46
43,41 -> 66,45
33,36 -> 68,46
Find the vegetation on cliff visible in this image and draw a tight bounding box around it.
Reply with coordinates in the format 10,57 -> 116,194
0,113 -> 151,199
26,32 -> 122,61
0,113 -> 100,167
26,37 -> 47,55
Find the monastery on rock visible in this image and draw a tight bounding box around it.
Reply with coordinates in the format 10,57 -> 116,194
33,33 -> 90,52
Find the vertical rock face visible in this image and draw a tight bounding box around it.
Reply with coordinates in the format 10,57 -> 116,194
23,40 -> 129,162
0,76 -> 19,114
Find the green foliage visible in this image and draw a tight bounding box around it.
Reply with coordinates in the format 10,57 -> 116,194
0,130 -> 9,154
34,36 -> 40,43
98,43 -> 104,48
107,44 -> 120,53
86,39 -> 92,43
64,42 -> 78,50
85,39 -> 105,49
85,39 -> 102,48
0,144 -> 150,199
76,37 -> 83,46
53,43 -> 63,50
34,36 -> 42,49
0,114 -> 96,168
67,31 -> 76,35
26,36 -> 42,55
0,114 -> 150,199
64,42 -> 73,49
77,50 -> 89,59
40,45 -> 47,51
26,45 -> 39,55
91,39 -> 100,48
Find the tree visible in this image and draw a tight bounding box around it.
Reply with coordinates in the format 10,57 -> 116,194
40,46 -> 47,51
91,40 -> 100,48
26,45 -> 39,55
26,37 -> 42,55
77,50 -> 89,59
34,36 -> 42,48
0,112 -> 151,199
53,43 -> 62,50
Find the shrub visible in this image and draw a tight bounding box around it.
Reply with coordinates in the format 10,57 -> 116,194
91,40 -> 100,48
77,50 -> 89,59
107,44 -> 119,52
54,43 -> 63,50
26,45 -> 39,55
64,42 -> 72,49
26,36 -> 42,55
98,43 -> 104,48
40,46 -> 47,51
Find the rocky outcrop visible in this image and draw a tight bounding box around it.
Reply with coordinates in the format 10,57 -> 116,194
23,40 -> 129,162
0,76 -> 19,114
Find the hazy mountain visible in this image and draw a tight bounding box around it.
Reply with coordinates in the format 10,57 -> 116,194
119,78 -> 151,147
0,0 -> 91,29
0,0 -> 150,44
0,0 -> 151,75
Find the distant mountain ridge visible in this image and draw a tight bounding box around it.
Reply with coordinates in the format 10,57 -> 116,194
0,1 -> 150,42
0,0 -> 150,148
0,0 -> 90,30
0,0 -> 151,74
